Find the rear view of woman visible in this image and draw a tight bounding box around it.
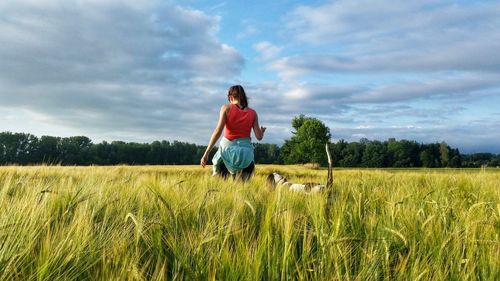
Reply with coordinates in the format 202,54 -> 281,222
200,85 -> 266,181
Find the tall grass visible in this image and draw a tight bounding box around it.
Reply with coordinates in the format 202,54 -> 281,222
0,165 -> 498,280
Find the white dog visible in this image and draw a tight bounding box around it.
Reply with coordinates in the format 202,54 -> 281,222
266,144 -> 333,194
266,172 -> 325,193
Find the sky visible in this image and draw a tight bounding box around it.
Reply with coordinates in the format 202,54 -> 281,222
1,0 -> 499,153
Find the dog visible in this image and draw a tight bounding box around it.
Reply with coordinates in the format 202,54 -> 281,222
266,143 -> 333,193
266,172 -> 325,193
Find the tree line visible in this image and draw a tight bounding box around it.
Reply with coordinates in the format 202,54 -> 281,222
0,131 -> 281,166
278,115 -> 499,168
1,128 -> 498,168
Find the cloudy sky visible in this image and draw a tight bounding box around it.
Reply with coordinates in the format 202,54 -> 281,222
1,0 -> 499,153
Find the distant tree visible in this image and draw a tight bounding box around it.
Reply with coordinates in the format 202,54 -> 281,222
159,140 -> 172,164
489,155 -> 500,167
330,139 -> 347,166
281,115 -> 331,165
89,141 -> 111,165
171,141 -> 197,165
439,142 -> 450,167
148,141 -> 163,164
448,148 -> 461,167
420,144 -> 440,168
339,141 -> 364,167
461,153 -> 494,167
0,132 -> 38,164
38,135 -> 62,164
254,143 -> 282,164
387,139 -> 420,167
420,149 -> 435,168
0,130 -> 479,167
60,136 -> 92,165
361,140 -> 388,167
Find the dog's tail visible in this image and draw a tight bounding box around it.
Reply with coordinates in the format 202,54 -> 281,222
325,143 -> 333,189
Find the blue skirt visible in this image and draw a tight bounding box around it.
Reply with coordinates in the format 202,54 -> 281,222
212,137 -> 254,175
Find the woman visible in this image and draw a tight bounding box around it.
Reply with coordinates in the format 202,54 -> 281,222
200,85 -> 266,181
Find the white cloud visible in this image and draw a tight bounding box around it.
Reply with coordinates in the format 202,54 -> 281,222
253,41 -> 283,61
236,19 -> 258,39
0,0 -> 244,143
280,0 -> 500,73
254,0 -> 500,152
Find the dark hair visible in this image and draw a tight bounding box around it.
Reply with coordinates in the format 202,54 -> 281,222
227,85 -> 248,109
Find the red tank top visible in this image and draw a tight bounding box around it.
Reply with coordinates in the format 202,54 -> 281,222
224,104 -> 256,140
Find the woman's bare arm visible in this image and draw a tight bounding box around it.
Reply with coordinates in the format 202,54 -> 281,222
252,113 -> 266,141
200,105 -> 228,167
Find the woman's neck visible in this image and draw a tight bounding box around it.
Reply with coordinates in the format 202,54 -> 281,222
231,102 -> 246,110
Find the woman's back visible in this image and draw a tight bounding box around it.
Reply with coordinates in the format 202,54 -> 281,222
200,84 -> 266,182
224,104 -> 255,140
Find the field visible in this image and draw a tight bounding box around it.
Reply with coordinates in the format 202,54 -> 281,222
0,165 -> 499,280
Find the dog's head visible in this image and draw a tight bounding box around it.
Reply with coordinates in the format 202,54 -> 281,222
266,172 -> 287,188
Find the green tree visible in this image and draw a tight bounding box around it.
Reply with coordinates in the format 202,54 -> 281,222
489,155 -> 500,167
281,115 -> 331,165
420,144 -> 440,167
387,139 -> 420,167
60,136 -> 92,165
38,135 -> 62,164
439,141 -> 450,167
449,152 -> 462,167
330,139 -> 347,166
0,132 -> 38,164
361,140 -> 388,167
339,141 -> 365,167
254,143 -> 282,164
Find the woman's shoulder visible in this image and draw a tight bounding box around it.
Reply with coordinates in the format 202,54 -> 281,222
248,107 -> 257,114
219,104 -> 232,115
221,104 -> 232,110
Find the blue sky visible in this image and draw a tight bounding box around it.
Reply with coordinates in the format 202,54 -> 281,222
1,0 -> 499,153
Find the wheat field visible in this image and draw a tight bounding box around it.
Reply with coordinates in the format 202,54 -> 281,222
0,165 -> 498,280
